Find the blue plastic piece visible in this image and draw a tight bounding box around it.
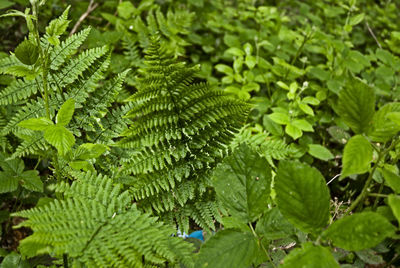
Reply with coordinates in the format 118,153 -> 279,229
188,230 -> 204,241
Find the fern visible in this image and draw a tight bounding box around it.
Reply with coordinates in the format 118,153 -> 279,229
119,37 -> 250,231
13,172 -> 194,267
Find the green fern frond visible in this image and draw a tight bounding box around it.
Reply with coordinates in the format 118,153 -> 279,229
13,172 -> 194,267
0,55 -> 26,75
49,27 -> 91,70
119,37 -> 250,230
0,78 -> 40,105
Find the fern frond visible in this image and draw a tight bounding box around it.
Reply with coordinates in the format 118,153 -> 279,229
120,37 -> 250,230
0,78 -> 40,105
13,172 -> 194,267
0,55 -> 25,75
49,27 -> 91,70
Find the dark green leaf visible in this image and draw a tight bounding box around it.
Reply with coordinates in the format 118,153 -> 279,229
19,170 -> 42,192
337,77 -> 375,134
381,168 -> 400,194
368,103 -> 400,142
14,40 -> 39,66
255,207 -> 296,240
341,135 -> 372,179
275,161 -> 330,233
281,242 -> 339,268
195,230 -> 259,268
212,144 -> 272,222
323,212 -> 396,251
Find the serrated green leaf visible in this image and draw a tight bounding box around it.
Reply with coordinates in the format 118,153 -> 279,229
195,230 -> 259,268
56,99 -> 75,126
337,77 -> 375,134
19,170 -> 43,192
44,125 -> 75,155
0,172 -> 18,193
281,242 -> 339,268
212,144 -> 272,222
275,161 -> 330,234
255,207 -> 296,240
45,7 -> 70,38
388,195 -> 400,224
368,103 -> 400,142
308,144 -> 334,161
341,135 -> 372,179
18,117 -> 53,131
14,40 -> 39,66
323,212 -> 396,251
381,168 -> 400,194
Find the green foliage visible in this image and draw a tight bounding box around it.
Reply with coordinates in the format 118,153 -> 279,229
13,172 -> 194,267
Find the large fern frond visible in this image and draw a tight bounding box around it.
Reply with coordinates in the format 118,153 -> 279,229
119,37 -> 250,231
13,172 -> 194,267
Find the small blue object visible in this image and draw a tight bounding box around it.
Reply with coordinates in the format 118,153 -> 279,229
188,230 -> 204,241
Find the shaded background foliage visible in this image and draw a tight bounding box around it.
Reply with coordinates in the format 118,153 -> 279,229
0,0 -> 400,267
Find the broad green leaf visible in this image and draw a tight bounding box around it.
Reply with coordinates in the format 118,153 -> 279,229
18,117 -> 53,131
215,64 -> 233,75
308,144 -> 334,161
337,77 -> 375,134
368,103 -> 400,142
69,160 -> 92,171
117,1 -> 136,19
75,143 -> 108,160
349,13 -> 365,26
44,125 -> 75,155
381,168 -> 400,194
285,123 -> 302,140
245,55 -> 257,69
355,249 -> 384,265
0,252 -> 30,268
291,119 -> 314,132
19,170 -> 43,192
212,144 -> 272,222
195,230 -> 259,268
225,47 -> 244,57
299,103 -> 314,116
269,112 -> 290,125
255,207 -> 296,240
0,0 -> 14,10
275,161 -> 330,233
323,212 -> 396,251
220,217 -> 249,232
14,39 -> 39,65
387,112 -> 400,127
243,43 -> 253,55
281,243 -> 339,268
56,99 -> 75,126
388,195 -> 400,224
0,172 -> 18,193
340,135 -> 372,179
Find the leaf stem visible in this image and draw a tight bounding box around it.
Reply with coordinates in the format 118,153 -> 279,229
248,223 -> 277,268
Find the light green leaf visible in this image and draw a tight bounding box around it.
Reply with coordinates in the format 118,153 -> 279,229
18,117 -> 53,131
368,103 -> 400,142
225,47 -> 244,57
308,144 -> 334,161
19,170 -> 43,192
44,125 -> 75,155
56,99 -> 75,126
195,230 -> 259,268
291,119 -> 314,132
75,143 -> 108,160
269,112 -> 290,125
215,64 -> 233,75
337,77 -> 375,134
341,135 -> 372,179
299,103 -> 314,116
349,13 -> 365,26
69,160 -> 92,171
281,242 -> 339,268
243,43 -> 253,55
46,7 -> 70,37
275,161 -> 330,234
381,168 -> 400,194
323,212 -> 396,251
14,40 -> 39,66
388,195 -> 400,224
285,123 -> 302,140
0,0 -> 14,10
255,207 -> 296,240
212,144 -> 272,222
245,55 -> 257,69
117,1 -> 136,19
0,172 -> 18,193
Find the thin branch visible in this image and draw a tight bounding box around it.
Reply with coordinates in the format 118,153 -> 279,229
327,174 -> 340,185
69,0 -> 99,36
365,21 -> 382,49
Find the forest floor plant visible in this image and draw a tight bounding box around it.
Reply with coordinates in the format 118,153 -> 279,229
0,0 -> 400,267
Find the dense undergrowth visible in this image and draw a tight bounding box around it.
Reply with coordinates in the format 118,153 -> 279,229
0,0 -> 400,267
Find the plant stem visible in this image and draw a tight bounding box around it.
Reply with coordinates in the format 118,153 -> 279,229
248,223 -> 277,268
369,192 -> 388,198
63,254 -> 68,268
